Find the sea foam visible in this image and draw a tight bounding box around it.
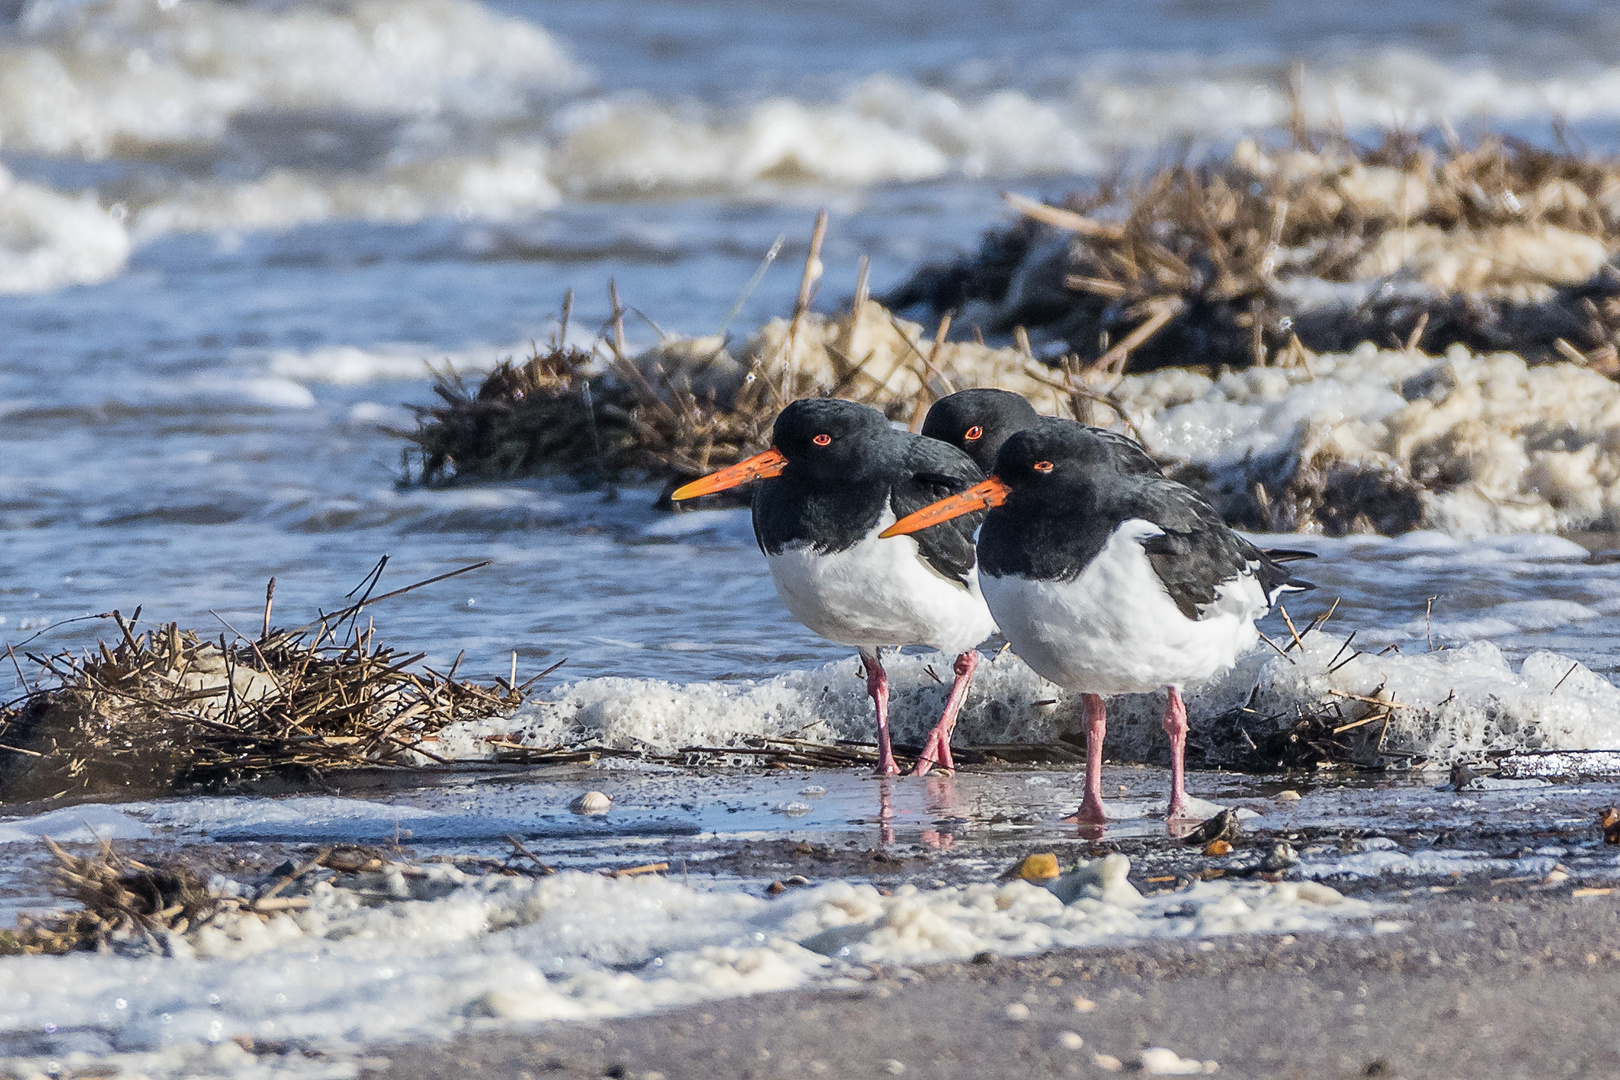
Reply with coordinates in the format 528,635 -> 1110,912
0,863 -> 1362,1079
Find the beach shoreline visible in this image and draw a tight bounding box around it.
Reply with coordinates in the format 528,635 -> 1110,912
362,887 -> 1620,1079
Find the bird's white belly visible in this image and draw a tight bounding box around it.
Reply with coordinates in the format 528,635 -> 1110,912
767,510 -> 996,656
982,519 -> 1268,695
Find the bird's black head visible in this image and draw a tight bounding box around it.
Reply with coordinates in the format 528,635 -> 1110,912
772,398 -> 893,483
992,418 -> 1150,512
921,388 -> 1039,474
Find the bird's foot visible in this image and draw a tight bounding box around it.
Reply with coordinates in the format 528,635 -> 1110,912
1061,795 -> 1108,826
911,733 -> 954,777
872,758 -> 901,777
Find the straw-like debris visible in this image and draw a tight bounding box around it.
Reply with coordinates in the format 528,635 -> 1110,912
0,838 -> 219,955
0,839 -> 565,957
481,733 -> 1088,771
0,573 -> 534,802
886,132 -> 1620,375
399,286 -> 789,494
400,334 -> 777,494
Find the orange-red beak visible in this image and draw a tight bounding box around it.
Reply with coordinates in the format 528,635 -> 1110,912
880,476 -> 1010,537
670,447 -> 789,500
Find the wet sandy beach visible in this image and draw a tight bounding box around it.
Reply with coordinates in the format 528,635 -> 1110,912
366,886 -> 1620,1080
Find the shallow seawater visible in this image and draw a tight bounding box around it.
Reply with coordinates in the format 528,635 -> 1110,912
2,762 -> 1617,1078
7,0 -> 1620,1075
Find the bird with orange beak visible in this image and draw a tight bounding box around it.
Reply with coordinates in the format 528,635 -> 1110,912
671,398 -> 997,776
882,418 -> 1312,825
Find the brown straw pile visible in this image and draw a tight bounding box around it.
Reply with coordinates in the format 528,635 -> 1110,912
887,131 -> 1620,375
0,568 -> 535,802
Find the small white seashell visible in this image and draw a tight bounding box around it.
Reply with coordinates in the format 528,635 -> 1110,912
570,791 -> 611,815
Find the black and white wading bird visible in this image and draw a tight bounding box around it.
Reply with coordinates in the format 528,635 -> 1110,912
920,387 -> 1040,475
670,398 -> 997,776
882,417 -> 1313,825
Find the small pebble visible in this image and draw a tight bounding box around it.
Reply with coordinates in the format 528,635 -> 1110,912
569,791 -> 611,815
882,1060 -> 906,1075
1275,790 -> 1302,803
1058,1031 -> 1085,1050
1139,1047 -> 1219,1075
1005,1002 -> 1031,1022
1203,840 -> 1232,857
1093,1053 -> 1123,1072
1005,852 -> 1060,881
1072,995 -> 1098,1013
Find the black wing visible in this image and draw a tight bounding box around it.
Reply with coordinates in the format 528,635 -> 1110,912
891,436 -> 985,587
1127,479 -> 1312,620
1086,427 -> 1165,477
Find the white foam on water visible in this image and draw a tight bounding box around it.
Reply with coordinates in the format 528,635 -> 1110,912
0,863 -> 1365,1079
546,75 -> 1100,196
263,340 -> 515,386
0,0 -> 582,158
0,804 -> 151,845
0,164 -> 129,294
1115,344 -> 1620,536
129,143 -> 561,239
449,610 -> 1620,768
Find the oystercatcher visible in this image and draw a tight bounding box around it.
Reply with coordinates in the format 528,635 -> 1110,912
882,417 -> 1312,823
671,398 -> 997,776
921,388 -> 1039,475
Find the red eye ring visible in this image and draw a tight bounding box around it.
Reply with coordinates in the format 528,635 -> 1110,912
1033,460 -> 1054,473
813,434 -> 832,446
964,425 -> 983,441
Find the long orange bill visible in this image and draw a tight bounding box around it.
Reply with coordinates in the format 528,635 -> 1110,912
880,476 -> 1010,537
670,447 -> 789,500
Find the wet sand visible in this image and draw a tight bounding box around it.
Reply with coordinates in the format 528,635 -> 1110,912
365,888 -> 1620,1080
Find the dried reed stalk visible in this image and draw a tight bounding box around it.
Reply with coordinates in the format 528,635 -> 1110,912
0,576 -> 534,801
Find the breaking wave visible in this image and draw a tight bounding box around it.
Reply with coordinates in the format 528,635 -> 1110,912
6,0 -> 1620,293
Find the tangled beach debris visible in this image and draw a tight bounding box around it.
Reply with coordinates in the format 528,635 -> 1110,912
887,131 -> 1620,374
0,567 -> 543,802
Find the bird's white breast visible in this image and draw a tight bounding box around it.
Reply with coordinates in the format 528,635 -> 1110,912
766,505 -> 997,656
982,518 -> 1270,695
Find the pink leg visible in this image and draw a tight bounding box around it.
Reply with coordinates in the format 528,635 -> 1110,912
861,649 -> 900,776
1063,693 -> 1108,824
877,777 -> 895,847
1163,686 -> 1190,822
913,650 -> 978,776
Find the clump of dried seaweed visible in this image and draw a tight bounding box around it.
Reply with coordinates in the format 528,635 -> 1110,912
0,839 -> 564,957
0,838 -> 219,955
400,284 -> 785,494
0,567 -> 537,802
886,130 -> 1620,375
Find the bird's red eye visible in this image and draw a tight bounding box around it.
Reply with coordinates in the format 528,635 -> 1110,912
964,425 -> 983,441
813,434 -> 832,446
1033,460 -> 1054,473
